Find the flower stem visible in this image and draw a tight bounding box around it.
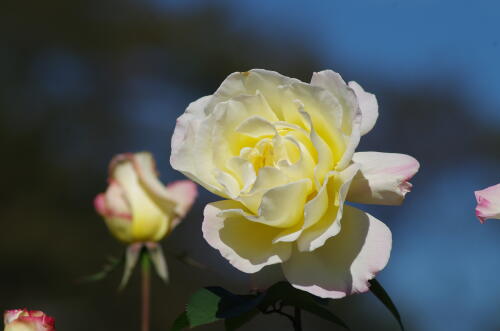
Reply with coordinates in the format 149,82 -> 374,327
141,251 -> 151,331
293,307 -> 302,331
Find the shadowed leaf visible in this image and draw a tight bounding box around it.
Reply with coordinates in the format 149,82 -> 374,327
260,282 -> 349,330
369,279 -> 404,330
171,312 -> 190,331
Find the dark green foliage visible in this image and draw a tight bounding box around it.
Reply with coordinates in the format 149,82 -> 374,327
171,281 -> 350,330
369,279 -> 404,330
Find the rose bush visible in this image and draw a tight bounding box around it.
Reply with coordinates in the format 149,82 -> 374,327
4,309 -> 55,331
171,69 -> 419,298
95,152 -> 197,243
475,183 -> 500,223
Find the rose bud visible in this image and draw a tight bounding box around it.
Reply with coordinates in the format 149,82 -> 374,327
94,152 -> 197,243
4,309 -> 55,331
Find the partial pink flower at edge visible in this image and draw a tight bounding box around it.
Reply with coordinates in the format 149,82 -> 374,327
475,183 -> 500,223
4,309 -> 55,331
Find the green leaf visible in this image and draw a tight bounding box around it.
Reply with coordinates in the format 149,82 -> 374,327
172,282 -> 349,330
186,288 -> 222,327
172,287 -> 264,330
369,279 -> 404,331
171,312 -> 189,331
206,287 -> 263,319
147,244 -> 169,283
118,245 -> 142,290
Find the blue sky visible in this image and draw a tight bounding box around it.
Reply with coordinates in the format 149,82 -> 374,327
156,0 -> 500,125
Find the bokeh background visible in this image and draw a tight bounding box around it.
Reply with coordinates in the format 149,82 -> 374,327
2,0 -> 500,330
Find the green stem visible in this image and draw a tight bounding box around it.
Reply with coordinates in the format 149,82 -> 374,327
141,251 -> 151,331
293,307 -> 302,331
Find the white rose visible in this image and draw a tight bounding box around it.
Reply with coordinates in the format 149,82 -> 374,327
171,69 -> 419,298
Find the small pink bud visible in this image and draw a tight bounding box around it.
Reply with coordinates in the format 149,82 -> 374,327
4,309 -> 55,331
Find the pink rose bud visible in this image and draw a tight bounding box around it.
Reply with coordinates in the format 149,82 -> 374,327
4,309 -> 55,331
475,183 -> 500,223
94,152 -> 197,243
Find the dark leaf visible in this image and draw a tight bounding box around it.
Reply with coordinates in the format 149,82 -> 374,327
369,279 -> 404,331
206,287 -> 263,319
171,312 -> 190,331
186,288 -> 222,327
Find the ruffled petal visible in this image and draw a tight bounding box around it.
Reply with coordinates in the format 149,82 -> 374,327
347,152 -> 420,205
203,200 -> 292,273
248,179 -> 312,228
170,95 -> 212,183
297,163 -> 360,252
348,81 -> 378,135
282,206 -> 391,299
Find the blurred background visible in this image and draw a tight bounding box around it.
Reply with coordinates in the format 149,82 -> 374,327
1,0 -> 500,330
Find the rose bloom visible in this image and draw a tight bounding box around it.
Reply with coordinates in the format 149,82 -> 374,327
171,69 -> 419,298
4,309 -> 55,331
475,183 -> 500,223
95,152 -> 197,243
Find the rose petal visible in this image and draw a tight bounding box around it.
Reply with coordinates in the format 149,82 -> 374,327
282,206 -> 392,299
237,167 -> 289,214
248,179 -> 312,228
347,152 -> 420,206
297,163 -> 360,252
348,81 -> 378,136
208,69 -> 296,120
165,180 -> 198,229
4,309 -> 56,331
170,95 -> 213,185
475,183 -> 500,223
203,200 -> 292,273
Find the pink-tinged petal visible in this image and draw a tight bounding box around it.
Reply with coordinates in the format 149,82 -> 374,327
4,309 -> 56,331
202,200 -> 292,273
475,183 -> 500,223
94,182 -> 132,220
4,309 -> 24,324
166,180 -> 198,229
94,185 -> 134,243
347,152 -> 420,206
348,81 -> 378,136
282,206 -> 392,299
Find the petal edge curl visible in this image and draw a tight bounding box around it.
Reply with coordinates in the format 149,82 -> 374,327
282,206 -> 391,299
202,201 -> 292,273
